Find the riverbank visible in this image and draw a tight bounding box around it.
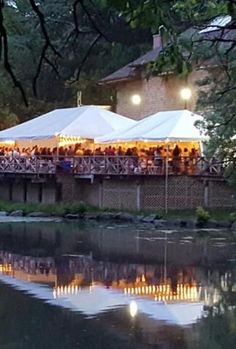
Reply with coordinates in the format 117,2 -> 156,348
0,200 -> 235,230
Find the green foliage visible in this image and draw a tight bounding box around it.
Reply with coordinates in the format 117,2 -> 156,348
229,212 -> 236,224
0,108 -> 19,130
197,62 -> 236,164
0,200 -> 88,217
0,0 -> 235,180
196,206 -> 210,225
1,0 -> 152,120
107,0 -> 236,180
155,212 -> 164,220
64,202 -> 87,217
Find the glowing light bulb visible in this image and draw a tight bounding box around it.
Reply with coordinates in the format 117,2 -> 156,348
180,87 -> 192,101
131,94 -> 141,105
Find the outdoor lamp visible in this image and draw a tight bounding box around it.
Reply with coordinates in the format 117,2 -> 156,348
180,88 -> 192,109
131,94 -> 141,105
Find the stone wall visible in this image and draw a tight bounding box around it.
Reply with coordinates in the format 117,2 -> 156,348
0,178 -> 57,204
75,179 -> 101,207
116,70 -> 207,120
0,175 -> 235,211
26,183 -> 40,203
0,180 -> 11,201
63,175 -> 236,211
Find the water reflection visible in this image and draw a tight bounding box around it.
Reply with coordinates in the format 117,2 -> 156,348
0,222 -> 235,348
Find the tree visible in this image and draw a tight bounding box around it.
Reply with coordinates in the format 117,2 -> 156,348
108,0 -> 236,173
1,0 -> 236,167
0,0 -> 151,122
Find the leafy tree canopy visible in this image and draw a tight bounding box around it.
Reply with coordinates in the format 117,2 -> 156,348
0,0 -> 151,122
0,0 -> 236,173
108,0 -> 236,174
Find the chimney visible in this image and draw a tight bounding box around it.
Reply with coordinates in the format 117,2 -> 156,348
153,34 -> 162,49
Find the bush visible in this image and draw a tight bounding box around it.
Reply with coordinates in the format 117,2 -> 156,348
229,212 -> 236,224
155,211 -> 164,220
196,206 -> 210,226
0,200 -> 90,217
64,202 -> 87,217
75,202 -> 87,217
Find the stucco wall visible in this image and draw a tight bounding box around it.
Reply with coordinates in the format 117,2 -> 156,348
116,70 -> 207,120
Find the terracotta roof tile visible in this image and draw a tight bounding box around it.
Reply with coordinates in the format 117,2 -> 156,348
100,47 -> 162,84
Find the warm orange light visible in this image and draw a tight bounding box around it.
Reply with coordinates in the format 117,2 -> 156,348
123,283 -> 199,302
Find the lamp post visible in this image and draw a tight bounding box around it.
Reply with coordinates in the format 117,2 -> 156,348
180,87 -> 192,109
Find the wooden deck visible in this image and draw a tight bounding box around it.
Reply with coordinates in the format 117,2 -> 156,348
0,155 -> 225,177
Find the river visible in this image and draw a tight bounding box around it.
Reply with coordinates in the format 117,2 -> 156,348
0,220 -> 235,349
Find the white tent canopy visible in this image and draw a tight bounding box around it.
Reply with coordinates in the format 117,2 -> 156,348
98,110 -> 206,143
0,275 -> 204,326
0,106 -> 136,142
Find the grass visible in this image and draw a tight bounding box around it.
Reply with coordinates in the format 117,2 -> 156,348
132,207 -> 236,222
0,201 -> 89,216
164,208 -> 235,222
0,200 -> 234,222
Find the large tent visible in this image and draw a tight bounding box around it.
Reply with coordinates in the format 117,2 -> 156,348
0,106 -> 136,148
97,110 -> 206,143
0,275 -> 204,326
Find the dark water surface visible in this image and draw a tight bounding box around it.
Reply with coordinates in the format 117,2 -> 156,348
0,221 -> 236,349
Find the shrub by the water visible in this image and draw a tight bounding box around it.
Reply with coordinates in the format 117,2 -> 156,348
196,206 -> 210,226
0,200 -> 88,217
229,212 -> 236,224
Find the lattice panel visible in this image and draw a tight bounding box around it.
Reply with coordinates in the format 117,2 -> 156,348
74,176 -> 236,210
120,191 -> 137,210
103,183 -> 137,210
103,190 -> 121,209
142,176 -> 205,209
209,181 -> 236,207
143,194 -> 165,209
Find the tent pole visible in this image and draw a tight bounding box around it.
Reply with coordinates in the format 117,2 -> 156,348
164,231 -> 167,284
165,144 -> 169,214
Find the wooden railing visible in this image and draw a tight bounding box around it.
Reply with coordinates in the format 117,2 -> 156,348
0,156 -> 56,175
0,155 -> 227,177
73,155 -> 225,176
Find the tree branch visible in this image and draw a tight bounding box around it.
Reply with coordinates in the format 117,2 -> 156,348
33,42 -> 49,97
0,0 -> 28,105
76,33 -> 101,81
78,0 -> 111,42
73,0 -> 80,35
28,0 -> 61,57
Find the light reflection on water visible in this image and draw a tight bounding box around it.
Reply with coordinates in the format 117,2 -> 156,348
0,221 -> 235,348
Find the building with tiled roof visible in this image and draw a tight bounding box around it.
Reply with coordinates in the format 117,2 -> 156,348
99,16 -> 233,120
99,34 -> 207,120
